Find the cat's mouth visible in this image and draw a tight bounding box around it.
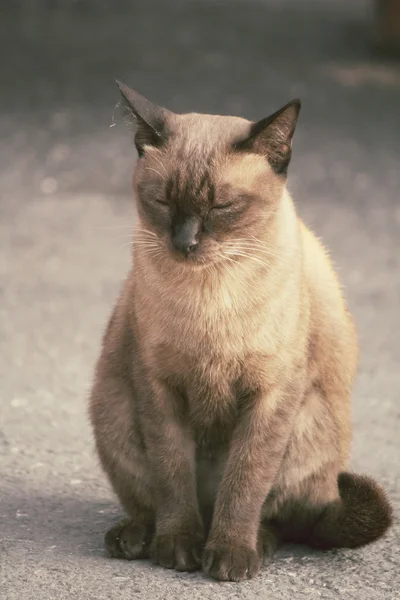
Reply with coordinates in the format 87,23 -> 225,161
171,250 -> 215,267
167,237 -> 219,267
169,248 -> 236,271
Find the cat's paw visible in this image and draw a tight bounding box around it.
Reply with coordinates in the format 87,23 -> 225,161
151,531 -> 204,572
203,544 -> 261,582
105,518 -> 153,560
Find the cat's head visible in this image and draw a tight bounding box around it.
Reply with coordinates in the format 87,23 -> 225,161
117,81 -> 300,267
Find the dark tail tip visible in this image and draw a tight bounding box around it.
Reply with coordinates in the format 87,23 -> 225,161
311,472 -> 393,550
337,472 -> 393,546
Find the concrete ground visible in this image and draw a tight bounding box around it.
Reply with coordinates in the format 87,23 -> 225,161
0,1 -> 399,598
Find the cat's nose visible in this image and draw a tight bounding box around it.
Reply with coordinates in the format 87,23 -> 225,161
172,236 -> 199,254
171,217 -> 201,255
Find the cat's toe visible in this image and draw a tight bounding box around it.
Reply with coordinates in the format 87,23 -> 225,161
151,532 -> 204,572
203,545 -> 261,582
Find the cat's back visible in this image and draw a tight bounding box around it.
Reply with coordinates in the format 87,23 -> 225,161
300,220 -> 349,318
299,219 -> 358,386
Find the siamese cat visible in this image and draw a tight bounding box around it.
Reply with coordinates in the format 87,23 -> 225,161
89,81 -> 392,581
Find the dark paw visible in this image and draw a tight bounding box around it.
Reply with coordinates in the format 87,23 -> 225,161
105,518 -> 153,560
151,532 -> 204,572
203,544 -> 261,582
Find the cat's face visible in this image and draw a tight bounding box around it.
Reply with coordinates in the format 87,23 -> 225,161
117,82 -> 300,267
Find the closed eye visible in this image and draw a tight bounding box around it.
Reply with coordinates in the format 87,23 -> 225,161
155,198 -> 169,207
212,202 -> 233,210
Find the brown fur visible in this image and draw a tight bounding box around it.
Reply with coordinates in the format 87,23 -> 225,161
89,83 -> 392,582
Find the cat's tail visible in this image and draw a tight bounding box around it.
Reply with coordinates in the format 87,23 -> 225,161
309,472 -> 393,549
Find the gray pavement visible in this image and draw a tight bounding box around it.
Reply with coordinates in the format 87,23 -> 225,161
0,1 -> 399,598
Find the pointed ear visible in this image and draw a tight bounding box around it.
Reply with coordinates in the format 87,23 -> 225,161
116,80 -> 172,157
234,99 -> 301,175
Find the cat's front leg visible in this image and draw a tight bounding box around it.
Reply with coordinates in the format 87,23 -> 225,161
203,383 -> 301,581
143,378 -> 205,572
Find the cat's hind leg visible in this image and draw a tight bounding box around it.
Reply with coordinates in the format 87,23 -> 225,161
90,370 -> 155,560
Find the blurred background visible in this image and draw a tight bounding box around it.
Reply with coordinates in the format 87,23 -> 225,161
1,1 -> 399,599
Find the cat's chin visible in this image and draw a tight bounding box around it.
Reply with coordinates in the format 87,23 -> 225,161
169,256 -> 239,275
171,255 -> 216,270
167,250 -> 217,269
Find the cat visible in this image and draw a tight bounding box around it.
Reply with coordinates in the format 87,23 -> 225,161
89,81 -> 392,582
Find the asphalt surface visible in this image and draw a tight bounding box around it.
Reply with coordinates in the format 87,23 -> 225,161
1,1 -> 399,599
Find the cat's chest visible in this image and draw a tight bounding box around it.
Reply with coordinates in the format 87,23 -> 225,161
159,292 -> 251,360
141,277 -> 268,443
156,339 -> 241,444
184,356 -> 239,452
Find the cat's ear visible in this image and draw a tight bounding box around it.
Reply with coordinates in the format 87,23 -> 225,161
234,99 -> 301,174
116,80 -> 172,157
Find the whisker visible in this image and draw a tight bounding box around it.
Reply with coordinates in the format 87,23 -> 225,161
145,167 -> 166,181
133,243 -> 162,253
112,234 -> 158,243
136,248 -> 164,261
232,235 -> 278,247
224,246 -> 281,260
135,248 -> 161,255
232,259 -> 254,278
224,250 -> 270,269
133,227 -> 158,237
132,227 -> 158,235
221,255 -> 238,268
150,153 -> 168,176
220,253 -> 253,278
118,241 -> 134,250
225,241 -> 277,252
95,226 -> 158,239
246,236 -> 288,252
95,225 -> 133,230
248,235 -> 273,244
223,239 -> 290,262
223,241 -> 275,254
111,234 -> 133,241
132,239 -> 159,244
226,239 -> 279,252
